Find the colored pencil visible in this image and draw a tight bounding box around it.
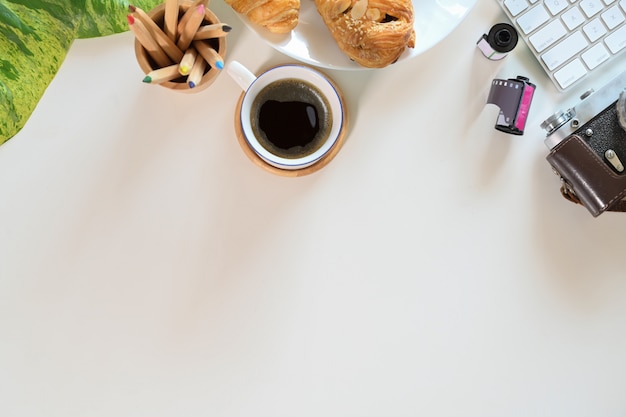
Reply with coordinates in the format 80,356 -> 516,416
176,0 -> 209,34
129,5 -> 184,62
193,40 -> 224,70
127,14 -> 171,68
179,0 -> 208,16
177,4 -> 205,52
176,4 -> 193,33
142,63 -> 181,84
163,0 -> 179,42
178,47 -> 198,76
193,23 -> 231,40
187,56 -> 207,88
177,2 -> 202,33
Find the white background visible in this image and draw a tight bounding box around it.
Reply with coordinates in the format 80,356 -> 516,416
1,1 -> 626,416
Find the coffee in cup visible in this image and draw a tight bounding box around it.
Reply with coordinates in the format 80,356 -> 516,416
227,61 -> 345,171
250,77 -> 333,159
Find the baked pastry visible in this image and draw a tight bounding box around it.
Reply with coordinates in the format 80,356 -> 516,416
314,0 -> 415,67
224,0 -> 299,33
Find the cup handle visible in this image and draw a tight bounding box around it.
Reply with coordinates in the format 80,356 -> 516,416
226,60 -> 257,91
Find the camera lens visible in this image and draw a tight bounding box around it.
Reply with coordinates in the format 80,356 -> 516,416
541,109 -> 575,135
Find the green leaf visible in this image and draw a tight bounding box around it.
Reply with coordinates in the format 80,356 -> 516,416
0,0 -> 163,144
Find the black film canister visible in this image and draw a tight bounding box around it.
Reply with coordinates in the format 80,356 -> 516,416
476,23 -> 519,60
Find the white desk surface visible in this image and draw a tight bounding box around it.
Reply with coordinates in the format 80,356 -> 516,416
2,1 -> 626,415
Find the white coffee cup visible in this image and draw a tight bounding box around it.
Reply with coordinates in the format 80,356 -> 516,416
226,60 -> 345,170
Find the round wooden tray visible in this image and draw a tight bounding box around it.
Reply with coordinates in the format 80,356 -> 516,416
233,76 -> 348,177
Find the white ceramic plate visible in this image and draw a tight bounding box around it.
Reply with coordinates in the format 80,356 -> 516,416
235,0 -> 477,70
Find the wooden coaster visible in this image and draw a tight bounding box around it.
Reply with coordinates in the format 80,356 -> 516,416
233,73 -> 348,177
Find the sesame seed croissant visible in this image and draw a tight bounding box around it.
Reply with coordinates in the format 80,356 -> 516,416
224,0 -> 300,33
314,0 -> 415,68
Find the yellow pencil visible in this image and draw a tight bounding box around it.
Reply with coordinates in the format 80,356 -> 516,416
142,63 -> 181,84
187,56 -> 207,88
129,5 -> 183,62
127,14 -> 171,68
179,47 -> 198,76
164,0 -> 179,41
193,40 -> 224,70
177,4 -> 205,52
192,23 -> 231,40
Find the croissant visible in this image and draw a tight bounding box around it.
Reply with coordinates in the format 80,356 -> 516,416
314,0 -> 415,68
224,0 -> 300,33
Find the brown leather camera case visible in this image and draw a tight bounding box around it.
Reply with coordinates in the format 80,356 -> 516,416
547,134 -> 626,216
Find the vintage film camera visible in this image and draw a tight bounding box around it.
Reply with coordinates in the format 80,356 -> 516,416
542,71 -> 626,217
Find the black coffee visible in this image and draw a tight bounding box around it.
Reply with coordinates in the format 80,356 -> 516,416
250,78 -> 333,159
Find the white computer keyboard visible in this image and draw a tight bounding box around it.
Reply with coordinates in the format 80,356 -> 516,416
497,0 -> 626,91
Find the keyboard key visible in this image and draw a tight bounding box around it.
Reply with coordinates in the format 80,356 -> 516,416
504,0 -> 529,16
541,30 -> 588,70
561,6 -> 586,29
517,5 -> 550,34
581,0 -> 604,16
605,24 -> 626,52
582,42 -> 611,68
554,59 -> 587,89
583,18 -> 608,41
497,0 -> 626,90
546,0 -> 570,14
529,19 -> 567,52
601,5 -> 625,29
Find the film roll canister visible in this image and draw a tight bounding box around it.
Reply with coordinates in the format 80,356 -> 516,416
477,23 -> 518,60
486,76 -> 536,135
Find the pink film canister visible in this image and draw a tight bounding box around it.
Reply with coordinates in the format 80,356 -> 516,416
486,76 -> 536,135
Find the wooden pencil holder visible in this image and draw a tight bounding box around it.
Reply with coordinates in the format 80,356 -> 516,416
134,1 -> 227,93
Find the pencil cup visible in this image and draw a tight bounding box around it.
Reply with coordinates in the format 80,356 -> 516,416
133,1 -> 227,93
